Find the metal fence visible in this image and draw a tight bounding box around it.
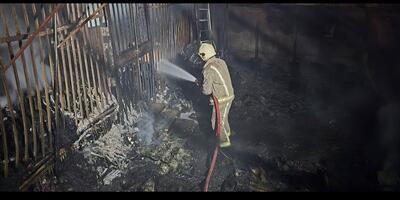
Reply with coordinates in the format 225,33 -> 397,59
0,3 -> 194,186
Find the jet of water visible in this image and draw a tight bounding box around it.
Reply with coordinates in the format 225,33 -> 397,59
157,59 -> 196,82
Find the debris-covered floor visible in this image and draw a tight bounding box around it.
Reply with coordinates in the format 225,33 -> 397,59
49,51 -> 393,192
2,3 -> 400,192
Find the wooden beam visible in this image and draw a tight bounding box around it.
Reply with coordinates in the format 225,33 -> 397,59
19,154 -> 54,191
0,24 -> 71,44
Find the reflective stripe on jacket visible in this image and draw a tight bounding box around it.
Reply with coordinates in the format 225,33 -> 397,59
202,57 -> 234,104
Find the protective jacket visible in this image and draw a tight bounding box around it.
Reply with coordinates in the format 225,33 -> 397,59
202,57 -> 234,147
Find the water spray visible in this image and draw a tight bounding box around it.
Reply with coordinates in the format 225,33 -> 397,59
157,59 -> 197,83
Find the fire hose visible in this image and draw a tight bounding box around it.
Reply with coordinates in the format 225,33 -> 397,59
203,94 -> 221,192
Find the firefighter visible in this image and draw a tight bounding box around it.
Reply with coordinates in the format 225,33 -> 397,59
196,41 -> 235,148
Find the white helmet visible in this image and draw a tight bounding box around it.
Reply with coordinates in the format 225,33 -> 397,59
198,42 -> 216,61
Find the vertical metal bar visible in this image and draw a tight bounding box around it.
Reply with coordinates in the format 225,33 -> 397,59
96,17 -> 110,104
135,4 -> 142,100
161,4 -> 165,59
44,11 -> 55,92
179,15 -> 182,51
56,13 -> 67,116
207,3 -> 212,37
93,47 -> 106,107
121,66 -> 128,121
69,4 -> 83,121
51,5 -> 61,141
126,5 -> 135,105
89,52 -> 101,108
11,6 -> 37,160
169,6 -> 172,59
104,4 -> 117,105
126,4 -> 134,48
0,107 -> 9,177
128,4 -> 138,102
86,39 -> 101,108
65,4 -> 78,125
128,4 -> 136,47
111,4 -> 122,53
80,4 -> 97,111
180,15 -> 184,48
168,4 -> 171,59
122,5 -> 130,111
54,8 -> 64,132
154,4 -> 159,61
157,9 -> 161,93
123,4 -> 131,50
0,5 -> 29,162
22,4 -> 45,158
177,14 -> 179,54
144,4 -> 155,100
51,7 -> 60,154
115,4 -> 126,120
161,5 -> 165,59
134,4 -> 143,100
41,6 -> 54,153
90,5 -> 101,106
157,5 -> 161,61
58,22 -> 70,113
161,4 -> 164,58
149,5 -> 157,99
96,31 -> 106,102
171,7 -> 175,57
88,4 -> 94,28
73,4 -> 90,117
105,4 -> 118,65
94,58 -> 106,106
0,58 -> 19,168
182,13 -> 185,47
164,5 -> 168,59
60,47 -> 70,112
106,5 -> 118,102
117,4 -> 126,52
33,4 -> 51,155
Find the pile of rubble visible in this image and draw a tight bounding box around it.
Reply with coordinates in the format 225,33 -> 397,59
65,83 -> 196,189
136,128 -> 193,175
138,84 -> 194,176
155,84 -> 193,113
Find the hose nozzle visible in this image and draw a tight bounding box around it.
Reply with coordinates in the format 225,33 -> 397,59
194,79 -> 200,87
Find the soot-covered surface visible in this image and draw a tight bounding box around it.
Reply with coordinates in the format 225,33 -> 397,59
51,47 -> 398,191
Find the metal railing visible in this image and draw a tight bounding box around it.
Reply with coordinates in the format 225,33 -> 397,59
0,3 -> 194,188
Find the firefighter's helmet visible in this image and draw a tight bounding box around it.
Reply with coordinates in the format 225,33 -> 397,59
198,42 -> 216,61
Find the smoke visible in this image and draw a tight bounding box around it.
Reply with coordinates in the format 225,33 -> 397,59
0,4 -> 52,108
137,111 -> 155,146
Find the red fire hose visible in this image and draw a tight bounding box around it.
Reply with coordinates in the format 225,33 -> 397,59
203,94 -> 221,192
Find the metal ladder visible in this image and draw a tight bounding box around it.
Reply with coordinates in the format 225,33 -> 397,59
195,3 -> 212,41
